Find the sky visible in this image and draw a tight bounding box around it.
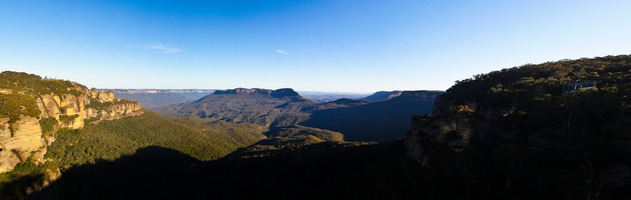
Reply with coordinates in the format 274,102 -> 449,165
1,0 -> 630,93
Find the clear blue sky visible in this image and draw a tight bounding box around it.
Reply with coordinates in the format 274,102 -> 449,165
1,0 -> 630,92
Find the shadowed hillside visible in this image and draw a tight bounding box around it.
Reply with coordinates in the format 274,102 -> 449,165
301,91 -> 443,142
26,141 -> 424,200
405,55 -> 631,199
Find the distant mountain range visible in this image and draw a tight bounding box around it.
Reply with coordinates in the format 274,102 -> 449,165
111,89 -> 215,110
298,91 -> 370,103
112,89 -> 373,109
159,88 -> 444,142
158,88 -> 316,124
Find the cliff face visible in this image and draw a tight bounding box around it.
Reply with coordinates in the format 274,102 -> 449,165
0,79 -> 143,172
0,116 -> 43,172
36,88 -> 142,129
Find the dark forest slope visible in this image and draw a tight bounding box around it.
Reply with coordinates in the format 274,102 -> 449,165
406,55 -> 631,199
32,142 -> 414,200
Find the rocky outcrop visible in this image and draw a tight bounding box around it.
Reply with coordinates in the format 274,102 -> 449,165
0,88 -> 12,94
0,116 -> 45,172
85,100 -> 143,123
36,89 -> 142,129
1,85 -> 143,172
91,88 -> 116,103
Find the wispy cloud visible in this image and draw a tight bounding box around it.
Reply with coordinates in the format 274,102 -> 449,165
133,43 -> 182,54
147,43 -> 182,54
275,49 -> 290,55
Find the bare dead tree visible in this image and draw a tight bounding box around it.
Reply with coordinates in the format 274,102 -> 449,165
583,153 -> 606,200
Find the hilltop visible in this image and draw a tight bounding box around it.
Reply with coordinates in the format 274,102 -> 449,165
159,88 -> 316,126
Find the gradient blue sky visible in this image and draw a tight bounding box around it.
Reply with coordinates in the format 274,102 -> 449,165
1,0 -> 630,92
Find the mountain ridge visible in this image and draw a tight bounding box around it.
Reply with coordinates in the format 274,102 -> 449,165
212,88 -> 302,99
112,89 -> 215,110
161,87 -> 443,142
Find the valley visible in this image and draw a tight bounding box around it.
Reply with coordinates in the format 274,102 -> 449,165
157,88 -> 443,142
1,55 -> 631,199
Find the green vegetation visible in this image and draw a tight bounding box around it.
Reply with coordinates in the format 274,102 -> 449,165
267,125 -> 345,142
440,55 -> 631,113
436,55 -> 631,141
0,159 -> 58,200
57,114 -> 78,124
0,71 -> 86,96
39,117 -> 59,142
85,98 -> 136,110
46,111 -> 265,169
39,117 -> 58,134
0,93 -> 41,123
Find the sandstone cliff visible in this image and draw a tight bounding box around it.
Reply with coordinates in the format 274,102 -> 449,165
0,72 -> 143,173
